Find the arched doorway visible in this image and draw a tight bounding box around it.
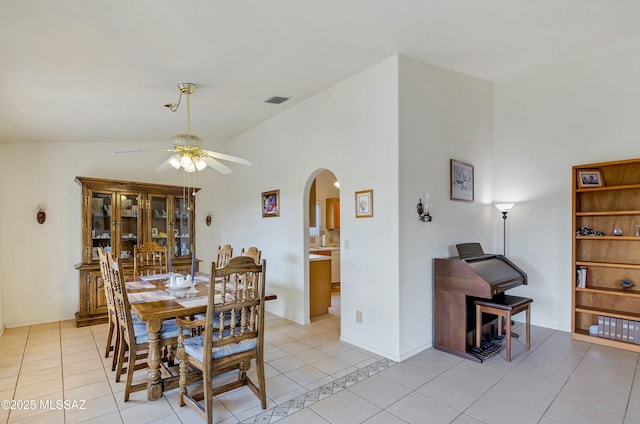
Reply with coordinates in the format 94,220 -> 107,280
305,169 -> 341,326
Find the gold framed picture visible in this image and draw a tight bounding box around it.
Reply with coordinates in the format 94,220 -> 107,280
355,189 -> 373,218
261,189 -> 280,218
577,169 -> 604,188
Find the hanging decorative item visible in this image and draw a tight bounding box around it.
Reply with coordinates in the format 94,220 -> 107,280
36,206 -> 46,224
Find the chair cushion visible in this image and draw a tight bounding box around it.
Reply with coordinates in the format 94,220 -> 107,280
183,334 -> 256,363
132,319 -> 189,344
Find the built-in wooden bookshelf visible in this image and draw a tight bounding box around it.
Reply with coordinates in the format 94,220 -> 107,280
572,158 -> 640,352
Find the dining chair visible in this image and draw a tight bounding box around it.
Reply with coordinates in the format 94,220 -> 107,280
216,244 -> 233,268
107,252 -> 186,401
241,246 -> 261,264
97,247 -> 120,371
176,256 -> 267,423
133,241 -> 168,279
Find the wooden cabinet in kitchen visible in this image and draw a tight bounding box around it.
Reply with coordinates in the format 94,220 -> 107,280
326,198 -> 340,229
331,249 -> 341,283
74,176 -> 200,327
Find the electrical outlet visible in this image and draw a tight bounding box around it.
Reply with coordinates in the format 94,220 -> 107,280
356,310 -> 363,323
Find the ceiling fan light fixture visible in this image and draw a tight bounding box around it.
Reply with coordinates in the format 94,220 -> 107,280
169,155 -> 181,169
194,157 -> 207,171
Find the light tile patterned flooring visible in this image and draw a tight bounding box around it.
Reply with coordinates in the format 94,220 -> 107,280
2,305 -> 640,423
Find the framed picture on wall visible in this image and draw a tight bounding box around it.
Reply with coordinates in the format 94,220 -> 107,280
450,159 -> 474,202
577,169 -> 604,188
355,189 -> 373,218
261,189 -> 280,218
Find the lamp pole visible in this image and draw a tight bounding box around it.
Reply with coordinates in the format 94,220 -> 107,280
501,211 -> 508,255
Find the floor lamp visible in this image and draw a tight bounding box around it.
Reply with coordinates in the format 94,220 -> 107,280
495,203 -> 515,255
495,203 -> 517,339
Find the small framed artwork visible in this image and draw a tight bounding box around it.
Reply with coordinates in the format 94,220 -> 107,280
151,227 -> 158,237
355,189 -> 373,218
450,159 -> 474,202
577,169 -> 604,188
262,189 -> 280,218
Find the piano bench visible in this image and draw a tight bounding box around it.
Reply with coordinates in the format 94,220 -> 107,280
474,295 -> 532,362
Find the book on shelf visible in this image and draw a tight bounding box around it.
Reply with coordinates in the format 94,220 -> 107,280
576,266 -> 587,288
610,318 -> 617,340
616,318 -> 623,341
623,319 -> 629,342
603,316 -> 610,338
598,315 -> 604,337
629,321 -> 635,343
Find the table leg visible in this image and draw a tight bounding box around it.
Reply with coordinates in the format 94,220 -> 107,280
146,319 -> 163,400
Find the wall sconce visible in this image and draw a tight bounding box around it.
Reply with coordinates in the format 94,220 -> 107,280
36,205 -> 46,224
417,193 -> 433,222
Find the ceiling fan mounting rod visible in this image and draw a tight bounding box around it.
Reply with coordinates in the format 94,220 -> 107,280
179,83 -> 196,135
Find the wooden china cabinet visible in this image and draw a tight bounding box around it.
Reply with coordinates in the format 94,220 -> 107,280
74,177 -> 200,327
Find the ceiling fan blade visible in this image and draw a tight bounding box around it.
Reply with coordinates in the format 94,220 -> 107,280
201,156 -> 233,174
204,150 -> 252,166
155,158 -> 175,172
110,148 -> 173,154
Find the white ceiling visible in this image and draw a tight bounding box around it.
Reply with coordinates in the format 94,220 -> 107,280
2,0 -> 640,145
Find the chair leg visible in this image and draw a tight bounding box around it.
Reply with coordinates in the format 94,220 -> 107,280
111,328 -> 120,372
504,312 -> 512,362
115,337 -> 126,383
104,318 -> 114,358
124,345 -> 136,402
256,355 -> 267,409
475,306 -> 482,348
204,368 -> 213,424
525,305 -> 531,350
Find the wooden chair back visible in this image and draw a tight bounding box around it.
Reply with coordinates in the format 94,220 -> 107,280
98,247 -> 119,367
216,244 -> 233,268
241,246 -> 261,264
177,255 -> 267,421
107,253 -> 135,347
133,241 -> 167,278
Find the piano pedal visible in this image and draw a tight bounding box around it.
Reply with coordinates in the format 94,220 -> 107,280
468,341 -> 504,361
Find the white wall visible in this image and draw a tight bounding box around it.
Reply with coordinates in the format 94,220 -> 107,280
398,56 -> 495,357
0,141 -> 231,326
218,56 -> 404,359
493,35 -> 640,330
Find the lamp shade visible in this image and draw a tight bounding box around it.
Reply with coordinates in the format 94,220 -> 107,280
495,203 -> 515,212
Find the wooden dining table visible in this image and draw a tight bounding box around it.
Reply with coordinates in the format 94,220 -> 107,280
127,274 -> 276,401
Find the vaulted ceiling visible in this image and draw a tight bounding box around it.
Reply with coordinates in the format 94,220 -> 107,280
2,0 -> 640,145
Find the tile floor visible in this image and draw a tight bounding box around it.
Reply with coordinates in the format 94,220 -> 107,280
1,304 -> 640,423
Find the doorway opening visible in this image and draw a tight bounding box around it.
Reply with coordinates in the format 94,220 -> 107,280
307,169 -> 341,324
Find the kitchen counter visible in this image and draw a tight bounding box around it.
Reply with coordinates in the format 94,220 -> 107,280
309,246 -> 340,252
309,253 -> 332,261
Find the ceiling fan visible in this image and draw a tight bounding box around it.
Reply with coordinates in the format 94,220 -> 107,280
112,83 -> 251,174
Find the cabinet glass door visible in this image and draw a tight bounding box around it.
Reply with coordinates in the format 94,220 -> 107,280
174,195 -> 192,258
118,193 -> 140,260
90,191 -> 113,261
150,194 -> 169,249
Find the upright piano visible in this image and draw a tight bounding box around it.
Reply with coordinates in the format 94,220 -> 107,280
433,243 -> 527,362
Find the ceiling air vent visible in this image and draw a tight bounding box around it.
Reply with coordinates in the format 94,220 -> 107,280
264,96 -> 289,104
